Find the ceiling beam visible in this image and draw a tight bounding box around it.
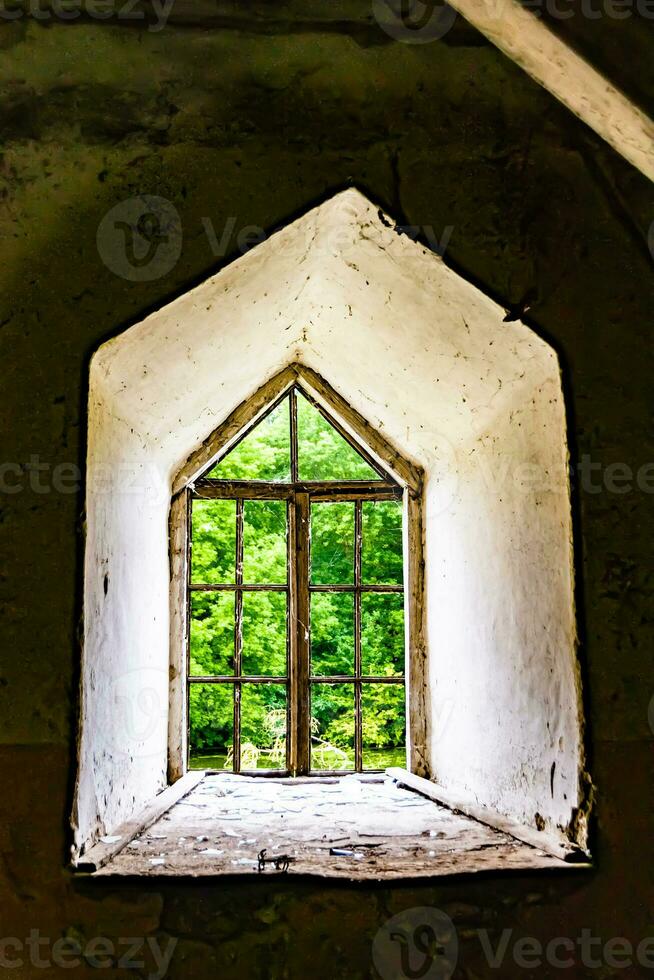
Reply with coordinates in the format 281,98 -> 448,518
446,0 -> 654,182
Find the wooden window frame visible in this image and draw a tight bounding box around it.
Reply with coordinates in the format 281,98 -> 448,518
169,364 -> 427,782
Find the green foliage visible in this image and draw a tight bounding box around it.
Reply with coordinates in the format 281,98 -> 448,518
205,399 -> 291,481
361,593 -> 404,675
190,592 -> 235,675
296,391 -> 378,481
311,593 -> 354,674
191,499 -> 236,583
188,387 -> 406,771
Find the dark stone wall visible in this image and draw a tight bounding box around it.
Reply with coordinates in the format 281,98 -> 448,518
1,7 -> 652,976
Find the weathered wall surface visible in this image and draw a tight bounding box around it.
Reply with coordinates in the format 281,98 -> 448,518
1,6 -> 653,976
427,363 -> 582,843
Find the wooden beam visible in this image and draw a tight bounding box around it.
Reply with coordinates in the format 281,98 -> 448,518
73,771 -> 206,873
447,0 -> 654,183
192,480 -> 400,500
387,768 -> 591,864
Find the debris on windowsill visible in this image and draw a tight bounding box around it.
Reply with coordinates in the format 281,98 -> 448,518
91,773 -> 589,880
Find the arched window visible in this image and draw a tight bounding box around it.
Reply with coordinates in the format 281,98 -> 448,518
186,384 -> 406,776
169,367 -> 426,782
75,190 -> 589,872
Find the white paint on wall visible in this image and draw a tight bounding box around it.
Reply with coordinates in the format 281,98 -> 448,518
74,188 -> 585,856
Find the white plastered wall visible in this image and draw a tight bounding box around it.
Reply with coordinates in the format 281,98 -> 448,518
74,188 -> 585,857
425,373 -> 582,840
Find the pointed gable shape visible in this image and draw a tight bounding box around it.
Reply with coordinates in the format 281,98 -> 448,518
204,386 -> 385,483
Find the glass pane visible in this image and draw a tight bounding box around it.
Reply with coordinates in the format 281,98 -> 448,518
310,593 -> 354,675
361,593 -> 405,676
361,499 -> 403,585
361,684 -> 406,770
311,502 -> 354,584
296,390 -> 379,481
205,398 -> 291,481
189,683 -> 234,770
242,499 -> 287,584
241,683 -> 287,770
310,684 -> 355,771
241,592 -> 287,675
191,499 -> 236,583
189,592 -> 235,676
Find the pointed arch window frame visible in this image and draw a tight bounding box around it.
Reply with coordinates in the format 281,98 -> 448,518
168,364 -> 427,781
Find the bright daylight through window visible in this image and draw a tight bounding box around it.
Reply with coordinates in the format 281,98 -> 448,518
187,385 -> 407,776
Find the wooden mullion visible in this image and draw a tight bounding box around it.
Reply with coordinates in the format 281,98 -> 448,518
233,499 -> 244,773
309,583 -> 404,594
193,481 -> 293,500
354,499 -> 363,772
309,675 -> 405,684
189,583 -> 287,593
191,583 -> 402,593
192,480 -> 399,500
287,494 -> 298,775
310,489 -> 400,502
190,675 -> 289,684
295,492 -> 311,774
303,481 -> 399,493
185,490 -> 193,771
290,387 -> 299,483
